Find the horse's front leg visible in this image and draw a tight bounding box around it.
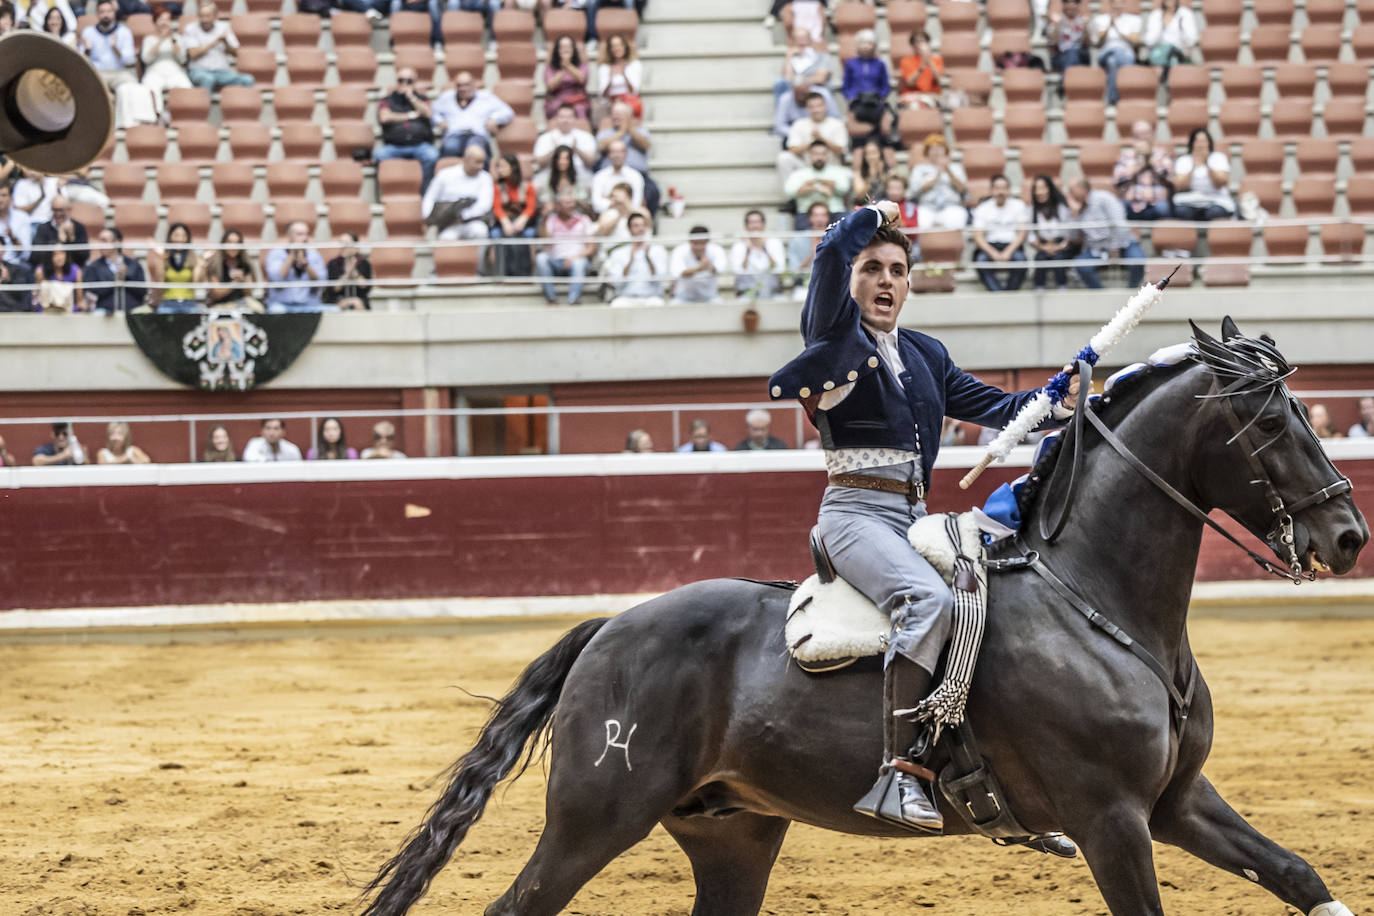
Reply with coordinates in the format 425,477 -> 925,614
1072,805 -> 1166,916
1150,774 -> 1353,916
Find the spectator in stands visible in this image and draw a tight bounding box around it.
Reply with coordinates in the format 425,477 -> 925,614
1348,397 -> 1374,438
431,71 -> 514,160
97,421 -> 152,464
972,174 -> 1029,292
593,182 -> 638,244
777,92 -> 848,189
82,227 -> 147,314
734,409 -> 787,450
36,246 -> 82,311
623,429 -> 654,452
1044,0 -> 1089,73
28,0 -> 78,32
264,221 -> 327,312
1067,177 -> 1145,289
595,100 -> 659,216
202,425 -> 236,461
58,167 -> 110,212
243,418 -> 302,462
182,1 -> 254,91
676,418 -> 726,453
730,209 -> 786,300
0,432 -> 15,467
361,420 -> 407,459
29,196 -> 89,270
1308,404 -> 1342,439
773,25 -> 836,138
879,175 -> 920,242
491,154 -> 538,277
323,233 -> 373,310
32,422 -> 86,466
1090,0 -> 1141,105
1143,0 -> 1197,70
543,34 -> 590,122
1027,174 -> 1078,291
536,188 -> 595,305
374,67 -> 440,194
594,33 -> 642,128
669,226 -> 726,304
0,257 -> 35,312
590,139 -> 644,214
0,183 -> 32,269
908,135 -> 969,229
765,0 -> 825,40
141,4 -> 193,123
147,222 -> 200,314
786,200 -> 831,299
541,144 -> 592,210
897,30 -> 944,109
783,142 -> 851,230
82,0 -> 157,129
533,104 -> 599,188
604,211 -> 667,307
851,138 -> 893,204
198,228 -> 263,311
10,167 -> 58,227
1114,119 -> 1174,221
307,417 -> 357,459
41,6 -> 77,47
1172,128 -> 1234,221
0,2 -> 13,33
423,145 -> 494,265
841,29 -> 896,157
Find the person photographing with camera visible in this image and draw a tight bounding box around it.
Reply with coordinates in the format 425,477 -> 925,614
265,220 -> 326,313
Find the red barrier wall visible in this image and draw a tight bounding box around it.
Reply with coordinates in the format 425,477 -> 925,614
3,459 -> 1371,612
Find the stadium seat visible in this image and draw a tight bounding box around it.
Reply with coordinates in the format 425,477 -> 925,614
887,0 -> 928,37
114,201 -> 159,242
1199,27 -> 1241,62
1321,98 -> 1367,137
938,33 -> 981,68
1320,222 -> 1364,261
985,0 -> 1029,31
950,106 -> 993,143
123,124 -> 168,162
1017,142 -> 1064,182
1300,25 -> 1344,63
330,120 -> 376,160
596,7 -> 637,40
1263,224 -> 1309,259
240,0 -> 280,14
494,79 -> 535,117
325,198 -> 374,238
1246,26 -> 1292,65
100,163 -> 147,201
888,30 -> 915,64
389,11 -> 432,49
219,86 -> 262,123
325,85 -> 369,121
125,12 -> 153,45
320,159 -> 364,197
266,160 -> 311,198
1115,101 -> 1158,135
1002,103 -> 1046,142
989,32 -> 1031,60
280,13 -> 322,49
235,48 -> 279,85
936,0 -> 980,32
1251,0 -> 1294,26
542,8 -> 583,42
910,229 -> 964,293
1240,176 -> 1284,213
71,201 -> 107,230
1000,68 -> 1044,105
959,144 -> 1006,184
211,161 -> 257,200
1240,139 -> 1285,178
948,68 -> 992,105
272,85 -> 317,123
1167,65 -> 1211,101
1201,0 -> 1243,28
165,201 -> 212,239
166,88 -> 210,124
898,107 -> 944,146
370,246 -> 417,281
229,122 -> 272,161
1064,67 -> 1107,101
175,123 -> 222,162
1349,136 -> 1374,173
274,200 -> 319,235
1269,98 -> 1314,139
1345,176 -> 1374,215
1166,99 -> 1210,139
496,117 -> 538,157
1219,63 -> 1263,100
286,49 -> 328,85
157,162 -> 202,201
328,11 -> 373,49
218,200 -> 266,242
1325,63 -> 1369,101
433,243 -> 481,278
1147,221 -> 1198,285
1304,0 -> 1347,26
1290,176 -> 1336,215
279,123 -> 324,160
1063,101 -> 1106,141
832,1 -> 877,36
1218,100 -> 1261,138
377,159 -> 423,200
492,9 -> 535,42
1272,63 -> 1317,98
1351,24 -> 1374,58
1201,221 -> 1252,286
231,13 -> 271,48
334,47 -> 380,86
1076,141 -> 1119,185
440,10 -> 484,45
496,42 -> 539,81
1116,66 -> 1160,102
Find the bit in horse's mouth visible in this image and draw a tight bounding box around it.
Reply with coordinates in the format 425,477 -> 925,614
1304,549 -> 1331,573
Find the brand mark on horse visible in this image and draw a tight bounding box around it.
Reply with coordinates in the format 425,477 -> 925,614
593,719 -> 637,771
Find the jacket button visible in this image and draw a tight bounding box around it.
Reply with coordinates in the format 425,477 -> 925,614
823,380 -> 835,390
799,387 -> 811,398
868,356 -> 879,368
847,370 -> 858,381
771,385 -> 782,397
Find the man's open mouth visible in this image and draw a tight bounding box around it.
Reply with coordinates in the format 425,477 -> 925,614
874,293 -> 894,308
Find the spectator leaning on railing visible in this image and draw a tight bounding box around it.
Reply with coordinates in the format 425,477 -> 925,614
147,221 -> 201,314
1348,397 -> 1374,439
82,226 -> 147,314
677,418 -> 726,453
730,209 -> 786,300
182,0 -> 254,90
202,425 -> 236,462
361,421 -> 407,459
32,422 -> 86,467
324,234 -> 373,311
307,417 -> 357,459
97,421 -> 152,464
198,228 -> 263,312
0,432 -> 16,467
265,221 -> 327,312
242,418 -> 302,462
734,408 -> 788,451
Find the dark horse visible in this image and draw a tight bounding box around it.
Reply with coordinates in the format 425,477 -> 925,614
362,320 -> 1368,916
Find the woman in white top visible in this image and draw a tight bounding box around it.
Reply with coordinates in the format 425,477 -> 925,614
28,0 -> 77,33
595,33 -> 643,126
907,134 -> 970,229
1144,0 -> 1198,67
140,5 -> 193,121
1172,127 -> 1234,221
1027,174 -> 1079,290
40,4 -> 78,46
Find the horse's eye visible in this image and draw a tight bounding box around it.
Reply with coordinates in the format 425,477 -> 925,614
1257,415 -> 1285,435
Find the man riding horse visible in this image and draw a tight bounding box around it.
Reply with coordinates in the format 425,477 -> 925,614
769,201 -> 1080,837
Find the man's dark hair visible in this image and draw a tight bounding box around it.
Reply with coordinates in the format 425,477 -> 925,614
807,201 -> 831,217
261,417 -> 284,428
95,0 -> 115,9
556,103 -> 577,115
865,221 -> 914,271
743,209 -> 765,224
803,92 -> 826,106
689,224 -> 710,236
990,173 -> 1010,187
51,422 -> 70,435
809,139 -> 829,151
627,211 -> 648,229
105,226 -> 124,243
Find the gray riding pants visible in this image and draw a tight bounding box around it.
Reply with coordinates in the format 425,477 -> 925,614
817,485 -> 954,674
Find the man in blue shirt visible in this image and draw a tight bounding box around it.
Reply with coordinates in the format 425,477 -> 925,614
81,227 -> 147,314
264,221 -> 328,312
81,0 -> 138,92
771,201 -> 1078,835
840,29 -> 897,157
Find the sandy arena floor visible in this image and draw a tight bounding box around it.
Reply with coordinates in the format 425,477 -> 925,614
1,615 -> 1371,916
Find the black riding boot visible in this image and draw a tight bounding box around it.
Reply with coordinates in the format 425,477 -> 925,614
853,658 -> 943,832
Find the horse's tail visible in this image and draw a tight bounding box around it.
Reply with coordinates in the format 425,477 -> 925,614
359,616 -> 612,916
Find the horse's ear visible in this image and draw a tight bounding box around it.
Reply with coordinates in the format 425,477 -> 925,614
1189,319 -> 1218,348
1220,316 -> 1242,341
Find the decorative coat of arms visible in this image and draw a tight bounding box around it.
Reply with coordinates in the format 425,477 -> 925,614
182,311 -> 269,390
126,310 -> 321,391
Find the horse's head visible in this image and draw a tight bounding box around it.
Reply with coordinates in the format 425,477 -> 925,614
1186,317 -> 1368,576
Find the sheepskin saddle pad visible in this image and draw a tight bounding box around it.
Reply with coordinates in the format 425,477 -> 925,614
785,512 -> 986,673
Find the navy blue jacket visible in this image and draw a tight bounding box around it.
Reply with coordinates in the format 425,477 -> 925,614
769,207 -> 1050,485
81,255 -> 147,314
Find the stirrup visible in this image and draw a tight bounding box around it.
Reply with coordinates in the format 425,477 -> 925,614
995,832 -> 1078,858
853,764 -> 943,834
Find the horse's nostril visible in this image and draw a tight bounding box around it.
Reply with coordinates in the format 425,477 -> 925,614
1337,529 -> 1366,557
